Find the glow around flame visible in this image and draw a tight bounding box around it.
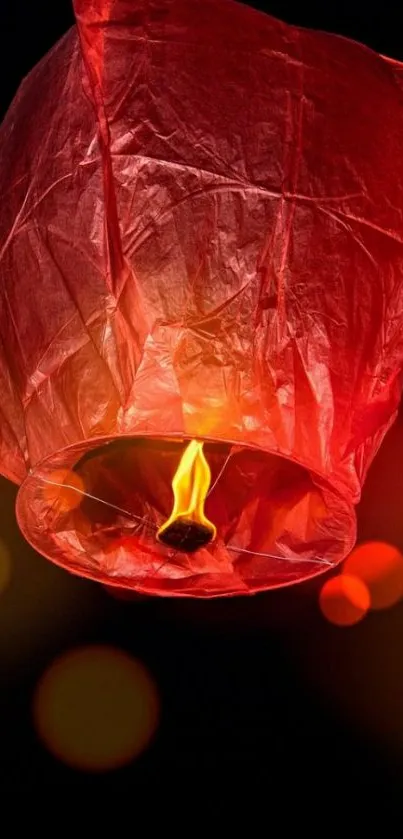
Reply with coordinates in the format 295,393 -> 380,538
157,440 -> 217,541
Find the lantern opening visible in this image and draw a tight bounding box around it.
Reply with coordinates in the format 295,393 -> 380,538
157,440 -> 216,552
15,435 -> 356,597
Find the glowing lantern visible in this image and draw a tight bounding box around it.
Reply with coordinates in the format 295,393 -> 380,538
1,0 -> 403,597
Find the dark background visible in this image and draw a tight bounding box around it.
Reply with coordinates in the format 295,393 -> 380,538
1,0 -> 403,795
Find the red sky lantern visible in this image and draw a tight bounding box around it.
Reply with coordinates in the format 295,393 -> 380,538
1,0 -> 403,598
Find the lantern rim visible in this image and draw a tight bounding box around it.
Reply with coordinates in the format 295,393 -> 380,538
15,432 -> 357,598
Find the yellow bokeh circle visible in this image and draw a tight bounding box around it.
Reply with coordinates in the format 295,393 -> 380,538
33,645 -> 160,772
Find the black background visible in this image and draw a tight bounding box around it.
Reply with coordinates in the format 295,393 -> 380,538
1,0 -> 403,796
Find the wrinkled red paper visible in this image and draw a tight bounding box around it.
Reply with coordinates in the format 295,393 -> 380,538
1,0 -> 403,596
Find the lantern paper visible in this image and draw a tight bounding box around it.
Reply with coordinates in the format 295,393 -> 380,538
1,0 -> 403,597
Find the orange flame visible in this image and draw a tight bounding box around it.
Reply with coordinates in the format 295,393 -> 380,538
157,440 -> 217,545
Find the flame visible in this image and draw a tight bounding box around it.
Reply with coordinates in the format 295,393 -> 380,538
157,440 -> 217,546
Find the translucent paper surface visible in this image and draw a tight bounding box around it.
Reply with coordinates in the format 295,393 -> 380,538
1,0 -> 403,596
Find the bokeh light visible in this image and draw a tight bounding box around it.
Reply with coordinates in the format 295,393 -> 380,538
42,469 -> 85,513
0,539 -> 11,595
319,574 -> 370,626
33,645 -> 160,772
343,541 -> 403,610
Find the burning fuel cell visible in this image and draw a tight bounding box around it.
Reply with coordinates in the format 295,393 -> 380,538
157,441 -> 217,553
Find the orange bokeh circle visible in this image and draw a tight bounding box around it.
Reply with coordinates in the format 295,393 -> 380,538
42,469 -> 85,513
343,541 -> 403,610
319,574 -> 370,627
33,645 -> 160,772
